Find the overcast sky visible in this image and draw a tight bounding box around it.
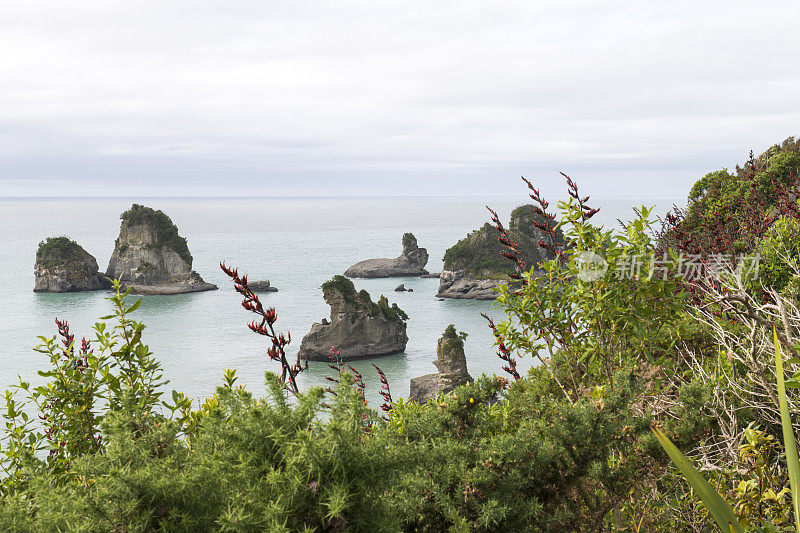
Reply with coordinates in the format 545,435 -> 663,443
1,1 -> 798,198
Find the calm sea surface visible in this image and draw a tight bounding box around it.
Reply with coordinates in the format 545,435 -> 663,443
0,195 -> 683,409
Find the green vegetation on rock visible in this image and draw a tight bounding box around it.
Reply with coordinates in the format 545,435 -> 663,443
322,275 -> 408,322
35,237 -> 90,269
120,204 -> 192,264
443,206 -> 562,277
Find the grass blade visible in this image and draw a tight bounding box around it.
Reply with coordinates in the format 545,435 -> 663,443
652,426 -> 743,533
773,325 -> 800,532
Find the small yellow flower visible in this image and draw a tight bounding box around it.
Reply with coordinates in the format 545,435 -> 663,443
469,397 -> 475,404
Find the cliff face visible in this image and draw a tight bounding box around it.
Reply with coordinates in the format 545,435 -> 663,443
344,233 -> 429,278
106,204 -> 216,294
409,325 -> 473,402
34,237 -> 109,293
298,276 -> 408,362
437,205 -> 563,299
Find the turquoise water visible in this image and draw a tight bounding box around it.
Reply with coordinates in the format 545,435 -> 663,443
0,195 -> 682,409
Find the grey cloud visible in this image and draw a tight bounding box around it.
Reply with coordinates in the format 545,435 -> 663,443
0,0 -> 798,197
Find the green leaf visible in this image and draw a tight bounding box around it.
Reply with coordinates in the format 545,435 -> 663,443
652,426 -> 743,533
126,298 -> 143,314
773,326 -> 800,533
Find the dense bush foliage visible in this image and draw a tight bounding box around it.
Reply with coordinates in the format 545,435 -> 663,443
664,137 -> 800,258
754,216 -> 800,297
0,293 -> 711,531
36,237 -> 90,269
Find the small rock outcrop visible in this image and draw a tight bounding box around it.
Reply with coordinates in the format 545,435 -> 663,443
344,233 -> 429,278
248,279 -> 278,292
409,325 -> 473,402
34,237 -> 110,293
394,283 -> 406,292
437,205 -> 563,300
298,275 -> 408,362
106,204 -> 217,294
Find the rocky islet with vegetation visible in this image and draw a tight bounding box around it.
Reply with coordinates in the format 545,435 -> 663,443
105,204 -> 217,294
297,275 -> 409,361
437,204 -> 564,299
33,237 -> 110,292
409,324 -> 473,402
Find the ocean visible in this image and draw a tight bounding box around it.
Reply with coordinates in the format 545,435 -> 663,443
0,195 -> 683,409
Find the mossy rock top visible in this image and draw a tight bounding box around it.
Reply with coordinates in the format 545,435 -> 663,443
36,237 -> 95,269
442,205 -> 562,276
321,275 -> 408,322
402,232 -> 418,248
119,204 -> 192,264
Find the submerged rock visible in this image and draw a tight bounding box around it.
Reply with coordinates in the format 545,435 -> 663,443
298,275 -> 408,362
248,279 -> 278,292
394,283 -> 407,292
420,272 -> 441,279
409,325 -> 473,402
34,237 -> 110,293
106,204 -> 217,294
437,205 -> 563,300
344,233 -> 429,278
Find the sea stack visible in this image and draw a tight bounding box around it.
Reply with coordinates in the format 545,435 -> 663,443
437,205 -> 563,300
34,237 -> 110,293
409,325 -> 473,402
297,275 -> 408,362
344,233 -> 429,278
106,204 -> 217,294
248,279 -> 278,292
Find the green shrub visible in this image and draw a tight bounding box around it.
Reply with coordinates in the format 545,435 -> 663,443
753,215 -> 800,296
494,196 -> 687,395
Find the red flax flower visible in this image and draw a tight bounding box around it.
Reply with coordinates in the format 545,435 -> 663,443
221,262 -> 306,394
482,313 -> 520,381
372,363 -> 393,420
483,174 -> 588,379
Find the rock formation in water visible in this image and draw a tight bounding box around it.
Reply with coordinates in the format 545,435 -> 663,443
248,279 -> 278,292
344,233 -> 429,278
298,275 -> 408,362
409,325 -> 473,402
33,237 -> 110,293
437,205 -> 563,300
106,204 -> 217,294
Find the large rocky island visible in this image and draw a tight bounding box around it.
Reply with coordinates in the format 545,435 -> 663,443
344,233 -> 429,278
106,204 -> 217,295
34,237 -> 110,293
409,325 -> 473,402
298,275 -> 408,362
437,205 -> 563,300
